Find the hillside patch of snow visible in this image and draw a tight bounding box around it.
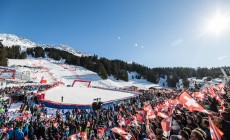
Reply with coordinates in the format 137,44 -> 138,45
8,58 -> 159,89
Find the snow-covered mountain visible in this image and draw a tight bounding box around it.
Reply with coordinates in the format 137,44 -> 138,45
7,58 -> 159,89
45,44 -> 86,57
0,33 -> 86,56
0,33 -> 160,89
0,34 -> 36,50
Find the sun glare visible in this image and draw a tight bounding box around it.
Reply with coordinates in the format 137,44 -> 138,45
206,11 -> 230,36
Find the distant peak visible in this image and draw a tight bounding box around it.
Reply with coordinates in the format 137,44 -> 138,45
0,33 -> 87,57
0,33 -> 36,48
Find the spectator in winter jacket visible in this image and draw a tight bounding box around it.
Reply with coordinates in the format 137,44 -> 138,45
22,123 -> 29,136
28,125 -> 34,140
38,123 -> 46,139
201,119 -> 211,140
7,126 -> 14,140
14,127 -> 24,140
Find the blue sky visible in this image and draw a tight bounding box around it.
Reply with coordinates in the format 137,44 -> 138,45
1,0 -> 230,68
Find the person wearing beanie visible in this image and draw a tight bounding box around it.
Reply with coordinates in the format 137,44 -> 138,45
190,130 -> 204,140
194,128 -> 206,140
209,97 -> 218,113
172,120 -> 181,135
186,116 -> 198,130
201,119 -> 211,140
28,125 -> 34,140
194,115 -> 202,128
170,135 -> 181,140
221,111 -> 230,140
141,132 -> 148,140
179,130 -> 189,140
7,125 -> 14,140
14,127 -> 24,140
183,127 -> 191,137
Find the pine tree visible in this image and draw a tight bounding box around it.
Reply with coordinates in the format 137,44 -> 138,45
98,63 -> 108,79
182,78 -> 189,88
26,48 -> 34,56
5,46 -> 21,59
76,57 -> 80,66
100,58 -> 111,76
167,75 -> 178,87
34,47 -> 45,58
0,41 -> 8,66
52,52 -> 61,60
123,70 -> 128,81
13,45 -> 21,58
20,52 -> 27,59
111,63 -> 119,80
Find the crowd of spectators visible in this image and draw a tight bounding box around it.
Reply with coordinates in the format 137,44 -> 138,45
0,83 -> 229,140
0,85 -> 39,97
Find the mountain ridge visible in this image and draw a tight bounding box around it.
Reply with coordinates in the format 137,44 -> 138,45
0,33 -> 86,57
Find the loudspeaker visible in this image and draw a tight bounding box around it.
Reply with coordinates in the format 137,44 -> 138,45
92,102 -> 98,110
92,102 -> 103,110
97,101 -> 102,110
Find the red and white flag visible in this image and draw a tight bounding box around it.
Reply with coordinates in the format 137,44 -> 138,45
215,95 -> 223,103
125,118 -> 131,125
215,83 -> 225,94
98,127 -> 106,138
156,103 -> 162,110
80,132 -> 88,140
179,92 -> 209,114
130,116 -> 139,126
168,99 -> 179,106
207,87 -> 216,96
68,134 -> 76,140
118,117 -> 126,127
68,131 -> 88,140
157,112 -> 169,119
193,92 -> 205,100
136,113 -> 144,122
111,127 -> 132,140
207,87 -> 223,103
146,115 -> 150,132
161,100 -> 169,112
217,86 -> 225,94
143,104 -> 156,119
148,127 -> 156,140
161,115 -> 172,137
209,117 -> 224,140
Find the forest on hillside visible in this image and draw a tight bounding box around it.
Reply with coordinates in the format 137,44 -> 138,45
0,41 -> 229,88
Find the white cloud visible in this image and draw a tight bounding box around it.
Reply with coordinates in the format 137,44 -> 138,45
218,55 -> 228,60
171,38 -> 183,46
